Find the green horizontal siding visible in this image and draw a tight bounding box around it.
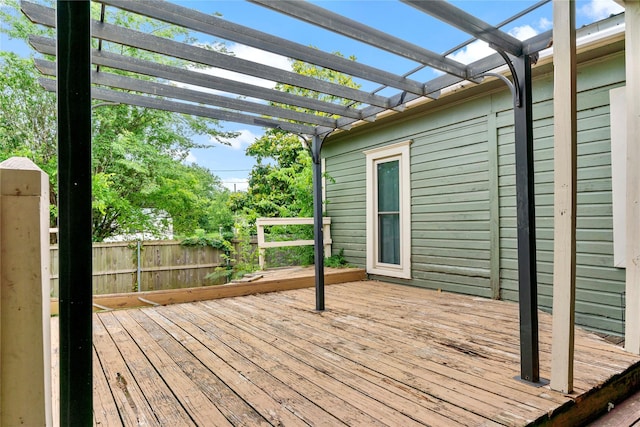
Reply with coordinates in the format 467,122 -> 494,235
324,49 -> 626,335
497,52 -> 626,335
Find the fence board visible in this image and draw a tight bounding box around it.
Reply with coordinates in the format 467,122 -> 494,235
49,241 -> 227,296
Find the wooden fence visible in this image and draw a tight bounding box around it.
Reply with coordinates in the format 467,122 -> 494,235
49,241 -> 227,296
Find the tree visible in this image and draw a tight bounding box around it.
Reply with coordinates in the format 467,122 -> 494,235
231,53 -> 360,224
227,54 -> 360,266
229,129 -> 312,224
0,51 -> 58,223
1,0 -> 236,240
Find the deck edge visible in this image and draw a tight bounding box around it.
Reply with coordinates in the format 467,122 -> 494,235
531,358 -> 640,426
50,268 -> 366,314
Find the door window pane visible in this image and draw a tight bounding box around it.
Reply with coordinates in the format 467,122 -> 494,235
377,161 -> 399,212
379,213 -> 400,264
377,160 -> 400,265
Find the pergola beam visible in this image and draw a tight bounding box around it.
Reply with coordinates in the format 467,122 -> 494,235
339,28 -> 552,130
35,59 -> 341,130
28,35 -> 366,121
249,0 -> 471,79
22,1 -> 395,110
100,0 -> 429,96
403,0 -> 523,56
38,78 -> 324,136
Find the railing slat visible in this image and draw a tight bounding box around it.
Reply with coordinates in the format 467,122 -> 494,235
256,217 -> 332,269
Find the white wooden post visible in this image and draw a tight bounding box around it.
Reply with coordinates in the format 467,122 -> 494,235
550,0 -> 577,393
0,157 -> 52,426
625,0 -> 640,354
256,219 -> 266,270
323,221 -> 332,259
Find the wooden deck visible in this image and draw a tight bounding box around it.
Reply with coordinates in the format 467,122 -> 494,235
51,280 -> 640,426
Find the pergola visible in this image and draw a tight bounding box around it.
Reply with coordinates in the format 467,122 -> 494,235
20,0 -> 640,424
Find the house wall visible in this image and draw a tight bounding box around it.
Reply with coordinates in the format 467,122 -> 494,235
323,49 -> 626,335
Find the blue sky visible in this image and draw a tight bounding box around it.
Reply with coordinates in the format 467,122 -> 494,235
1,0 -> 625,191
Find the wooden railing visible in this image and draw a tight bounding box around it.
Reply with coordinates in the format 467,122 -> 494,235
256,217 -> 332,269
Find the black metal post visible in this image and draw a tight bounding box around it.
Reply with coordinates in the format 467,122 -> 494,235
311,134 -> 325,311
57,1 -> 93,423
513,54 -> 540,383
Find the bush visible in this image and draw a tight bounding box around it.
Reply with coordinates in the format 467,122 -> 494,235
325,248 -> 350,268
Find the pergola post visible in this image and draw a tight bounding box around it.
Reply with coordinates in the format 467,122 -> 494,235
625,0 -> 640,354
550,0 -> 577,393
57,1 -> 93,424
513,53 -> 540,383
312,134 -> 325,311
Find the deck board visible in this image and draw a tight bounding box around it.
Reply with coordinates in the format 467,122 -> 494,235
223,292 -> 563,408
217,292 -> 541,425
51,279 -> 640,426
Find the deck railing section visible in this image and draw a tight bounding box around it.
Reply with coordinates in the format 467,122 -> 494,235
0,157 -> 52,425
256,217 -> 332,269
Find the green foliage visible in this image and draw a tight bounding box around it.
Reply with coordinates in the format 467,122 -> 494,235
230,223 -> 259,278
325,248 -> 350,268
1,0 -> 237,241
0,51 -> 58,224
228,53 -> 359,266
180,229 -> 231,251
205,222 -> 259,283
231,54 -> 360,225
229,130 -> 313,225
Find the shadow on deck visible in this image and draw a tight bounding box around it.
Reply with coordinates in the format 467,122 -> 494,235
50,272 -> 640,426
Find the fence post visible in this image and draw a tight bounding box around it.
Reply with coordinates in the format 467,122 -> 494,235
256,219 -> 266,269
137,240 -> 142,292
0,157 -> 52,426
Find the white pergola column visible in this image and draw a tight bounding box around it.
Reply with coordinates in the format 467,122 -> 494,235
624,0 -> 640,354
0,157 -> 52,426
551,0 -> 578,393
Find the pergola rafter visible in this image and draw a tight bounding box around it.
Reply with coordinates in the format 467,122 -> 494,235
21,0 -> 555,136
101,0 -> 432,97
249,0 -> 472,79
28,34 -> 368,121
20,0 -> 571,423
35,59 -> 341,130
402,0 -> 524,56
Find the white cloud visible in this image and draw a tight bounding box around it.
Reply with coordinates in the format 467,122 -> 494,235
184,152 -> 197,164
446,25 -> 539,65
215,129 -> 259,150
447,40 -> 494,65
172,42 -> 293,102
580,0 -> 624,21
537,17 -> 553,31
185,42 -> 291,90
223,178 -> 249,192
509,25 -> 538,42
231,43 -> 291,72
